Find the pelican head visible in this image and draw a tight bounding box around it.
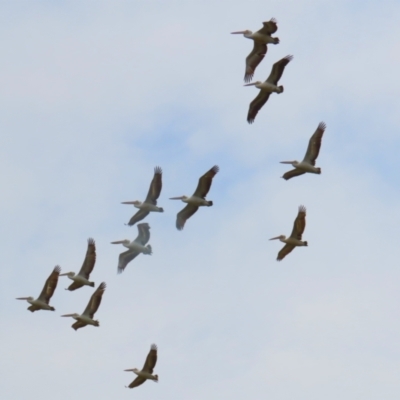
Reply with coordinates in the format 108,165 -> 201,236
269,235 -> 286,241
244,81 -> 262,87
280,160 -> 299,167
231,29 -> 252,36
16,296 -> 34,301
121,200 -> 142,206
59,271 -> 75,278
169,196 -> 189,201
61,313 -> 80,318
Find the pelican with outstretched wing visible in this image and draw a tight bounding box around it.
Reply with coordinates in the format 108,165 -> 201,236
170,165 -> 219,230
122,166 -> 163,226
111,223 -> 152,274
245,55 -> 293,124
16,266 -> 61,312
270,205 -> 308,261
61,282 -> 106,330
125,344 -> 158,389
231,19 -> 279,82
281,122 -> 326,180
60,238 -> 96,291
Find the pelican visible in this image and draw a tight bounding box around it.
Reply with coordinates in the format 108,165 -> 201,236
59,238 -> 96,290
122,166 -> 163,226
111,222 -> 152,274
170,165 -> 219,230
61,282 -> 106,330
270,205 -> 307,261
231,19 -> 279,82
245,55 -> 293,124
281,122 -> 326,180
16,266 -> 61,312
125,344 -> 158,389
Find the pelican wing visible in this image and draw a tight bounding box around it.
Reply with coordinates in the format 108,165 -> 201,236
144,166 -> 162,204
72,320 -> 87,331
244,42 -> 267,83
247,90 -> 271,124
77,238 -> 96,279
136,222 -> 151,245
257,18 -> 278,35
127,209 -> 149,226
289,205 -> 307,240
128,376 -> 146,389
282,169 -> 306,181
67,281 -> 84,291
37,266 -> 61,304
193,165 -> 219,198
117,249 -> 140,274
82,282 -> 106,318
266,55 -> 293,85
303,122 -> 326,165
142,344 -> 158,373
176,203 -> 199,230
277,244 -> 295,261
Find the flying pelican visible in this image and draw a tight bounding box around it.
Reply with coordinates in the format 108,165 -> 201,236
122,166 -> 163,226
281,122 -> 326,180
61,282 -> 106,330
270,205 -> 307,261
231,19 -> 279,82
125,344 -> 158,389
245,55 -> 293,124
170,165 -> 219,230
16,266 -> 61,312
111,222 -> 152,274
59,238 -> 96,291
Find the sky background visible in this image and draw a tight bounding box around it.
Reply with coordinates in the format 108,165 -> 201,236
1,1 -> 400,399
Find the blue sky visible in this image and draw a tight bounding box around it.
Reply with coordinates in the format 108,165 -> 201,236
2,1 -> 400,399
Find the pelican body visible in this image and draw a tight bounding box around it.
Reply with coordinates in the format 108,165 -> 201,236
231,19 -> 279,82
16,266 -> 61,312
111,223 -> 152,273
60,238 -> 96,290
281,122 -> 326,180
245,55 -> 293,124
270,205 -> 308,261
122,166 -> 163,226
61,282 -> 106,330
170,165 -> 219,230
125,344 -> 158,389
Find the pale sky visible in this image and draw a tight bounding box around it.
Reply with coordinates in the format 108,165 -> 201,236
2,1 -> 400,399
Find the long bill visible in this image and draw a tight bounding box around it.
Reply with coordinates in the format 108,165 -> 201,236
231,31 -> 247,34
121,201 -> 136,204
59,272 -> 72,276
243,82 -> 257,86
16,297 -> 30,300
280,161 -> 296,164
169,196 -> 184,200
124,368 -> 136,372
61,314 -> 76,317
111,240 -> 126,244
269,236 -> 282,240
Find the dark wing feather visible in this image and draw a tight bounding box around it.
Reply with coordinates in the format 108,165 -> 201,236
142,344 -> 158,373
257,18 -> 278,35
67,281 -> 84,291
267,55 -> 293,85
117,249 -> 139,274
128,376 -> 146,389
244,42 -> 267,83
193,165 -> 219,198
78,238 -> 96,279
37,266 -> 61,304
303,122 -> 326,165
247,91 -> 271,124
82,282 -> 106,318
290,205 -> 307,240
277,244 -> 295,261
127,209 -> 149,226
282,169 -> 306,181
176,204 -> 199,230
145,166 -> 162,204
72,320 -> 87,330
137,223 -> 151,245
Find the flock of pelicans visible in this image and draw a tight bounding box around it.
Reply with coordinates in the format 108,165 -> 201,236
16,18 -> 327,391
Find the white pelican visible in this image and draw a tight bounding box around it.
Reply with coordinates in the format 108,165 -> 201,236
245,55 -> 293,124
231,19 -> 279,82
281,122 -> 326,180
59,238 -> 96,291
170,165 -> 219,230
111,222 -> 152,274
122,166 -> 164,226
270,205 -> 307,261
125,344 -> 158,389
16,266 -> 61,312
61,282 -> 106,330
